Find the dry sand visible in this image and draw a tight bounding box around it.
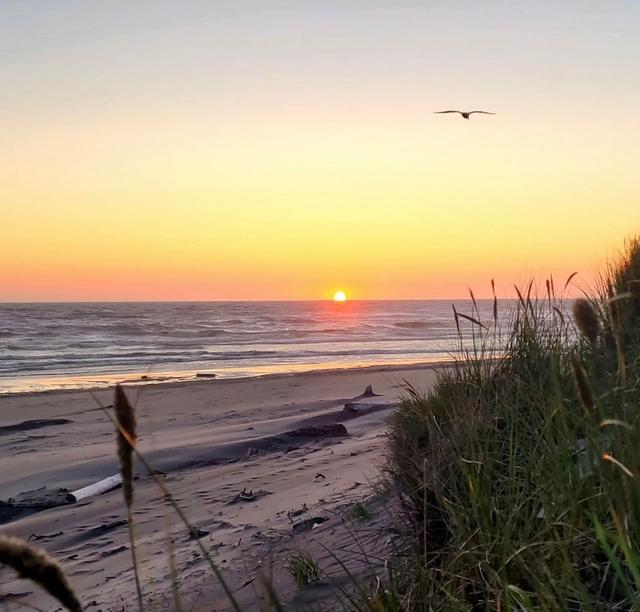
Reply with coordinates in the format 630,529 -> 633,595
0,365 -> 439,610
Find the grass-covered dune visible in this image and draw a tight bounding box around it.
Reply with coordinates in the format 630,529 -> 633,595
388,238 -> 640,611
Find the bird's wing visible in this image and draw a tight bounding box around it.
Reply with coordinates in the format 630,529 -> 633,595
468,111 -> 496,115
434,110 -> 462,114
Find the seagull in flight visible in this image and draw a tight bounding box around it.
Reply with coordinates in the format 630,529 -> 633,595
434,110 -> 496,120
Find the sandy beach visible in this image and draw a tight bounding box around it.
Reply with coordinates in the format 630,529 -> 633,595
0,364 -> 439,610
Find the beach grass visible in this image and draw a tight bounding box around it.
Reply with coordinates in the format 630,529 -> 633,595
350,502 -> 372,522
285,549 -> 321,589
386,237 -> 640,610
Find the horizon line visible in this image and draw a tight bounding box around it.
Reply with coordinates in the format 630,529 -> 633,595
0,296 -> 562,305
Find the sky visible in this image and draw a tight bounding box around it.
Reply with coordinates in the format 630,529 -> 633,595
1,1 -> 639,301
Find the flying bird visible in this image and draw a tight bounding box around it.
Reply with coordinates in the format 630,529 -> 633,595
434,110 -> 496,120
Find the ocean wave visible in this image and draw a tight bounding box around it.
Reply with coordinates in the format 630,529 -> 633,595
393,320 -> 450,330
0,348 -> 289,374
0,300 -> 500,390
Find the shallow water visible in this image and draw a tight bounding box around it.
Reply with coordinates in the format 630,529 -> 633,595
0,300 -> 501,393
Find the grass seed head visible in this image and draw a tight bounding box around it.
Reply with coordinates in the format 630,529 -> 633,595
114,384 -> 136,507
572,298 -> 601,347
0,536 -> 82,612
570,354 -> 595,413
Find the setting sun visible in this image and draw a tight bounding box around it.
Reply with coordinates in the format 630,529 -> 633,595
333,291 -> 347,302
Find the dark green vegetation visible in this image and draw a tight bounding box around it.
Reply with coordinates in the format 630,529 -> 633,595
286,549 -> 322,589
388,238 -> 640,610
350,502 -> 372,522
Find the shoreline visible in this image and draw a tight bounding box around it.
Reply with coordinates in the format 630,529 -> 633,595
0,359 -> 451,400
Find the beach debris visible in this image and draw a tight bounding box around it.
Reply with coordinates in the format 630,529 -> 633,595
0,418 -> 73,435
344,399 -> 399,414
287,504 -> 309,521
28,531 -> 64,542
183,550 -> 203,571
313,472 -> 327,481
239,488 -> 255,502
195,372 -> 217,378
188,526 -> 210,540
66,473 -> 122,503
228,488 -> 271,504
245,447 -> 265,458
1,487 -> 74,525
359,384 -> 381,398
292,516 -> 327,533
2,487 -> 72,509
286,424 -> 348,438
209,518 -> 234,530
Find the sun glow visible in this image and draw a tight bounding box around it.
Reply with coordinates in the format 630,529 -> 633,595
2,4 -> 639,302
333,291 -> 347,302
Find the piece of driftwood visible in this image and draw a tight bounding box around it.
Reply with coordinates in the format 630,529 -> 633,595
66,474 -> 122,502
1,487 -> 72,509
286,424 -> 348,438
343,400 -> 399,414
0,418 -> 72,435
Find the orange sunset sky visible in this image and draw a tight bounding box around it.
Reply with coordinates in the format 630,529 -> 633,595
2,2 -> 639,301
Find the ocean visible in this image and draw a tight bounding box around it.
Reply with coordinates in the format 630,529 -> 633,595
0,300 -> 501,394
